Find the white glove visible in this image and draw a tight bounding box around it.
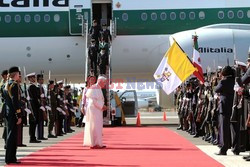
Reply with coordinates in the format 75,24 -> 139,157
56,107 -> 62,112
27,96 -> 31,101
62,111 -> 66,115
234,83 -> 240,91
214,94 -> 218,99
47,96 -> 51,99
24,108 -> 32,114
40,94 -> 45,98
40,106 -> 45,112
70,108 -> 75,113
57,95 -> 61,99
46,106 -> 51,111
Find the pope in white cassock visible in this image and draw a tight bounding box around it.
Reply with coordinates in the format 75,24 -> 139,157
83,76 -> 107,149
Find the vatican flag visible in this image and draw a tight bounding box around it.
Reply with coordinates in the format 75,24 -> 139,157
154,41 -> 197,95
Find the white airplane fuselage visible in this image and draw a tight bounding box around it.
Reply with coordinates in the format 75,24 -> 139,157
0,0 -> 250,83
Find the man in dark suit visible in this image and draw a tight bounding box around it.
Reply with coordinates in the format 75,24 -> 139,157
215,66 -> 235,155
4,66 -> 22,164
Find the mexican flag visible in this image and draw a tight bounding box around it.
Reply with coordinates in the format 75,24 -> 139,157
192,35 -> 204,84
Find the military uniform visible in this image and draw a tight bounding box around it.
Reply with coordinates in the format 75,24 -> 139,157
98,48 -> 109,75
27,73 -> 41,143
37,74 -> 47,140
1,70 -> 8,147
4,67 -> 22,164
47,80 -> 57,138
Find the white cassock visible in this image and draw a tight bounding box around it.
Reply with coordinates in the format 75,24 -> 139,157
83,84 -> 104,147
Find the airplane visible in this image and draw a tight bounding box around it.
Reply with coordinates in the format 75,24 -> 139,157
0,0 -> 249,84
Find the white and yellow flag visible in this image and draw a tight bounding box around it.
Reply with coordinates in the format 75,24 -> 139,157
154,41 -> 197,95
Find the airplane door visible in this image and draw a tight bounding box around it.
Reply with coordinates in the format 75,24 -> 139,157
69,0 -> 91,35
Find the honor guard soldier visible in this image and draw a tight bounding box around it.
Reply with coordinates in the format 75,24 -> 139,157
64,85 -> 75,133
57,80 -> 66,135
37,74 -> 47,140
27,73 -> 41,143
236,56 -> 250,161
16,71 -> 27,147
4,66 -> 22,164
47,80 -> 57,138
1,70 -> 8,148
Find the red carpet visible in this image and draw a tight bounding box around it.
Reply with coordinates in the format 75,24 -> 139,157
6,127 -> 223,167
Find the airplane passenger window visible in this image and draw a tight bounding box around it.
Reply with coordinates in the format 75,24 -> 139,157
179,12 -> 186,20
199,11 -> 205,20
24,15 -> 31,23
170,12 -> 176,20
227,11 -> 234,19
15,15 -> 21,23
141,13 -> 148,21
160,12 -> 167,20
237,10 -> 244,19
151,13 -> 157,21
218,11 -> 224,19
44,14 -> 50,22
247,10 -> 250,18
34,14 -> 41,23
122,13 -> 128,21
141,13 -> 147,21
54,14 -> 60,22
189,12 -> 195,20
5,15 -> 11,23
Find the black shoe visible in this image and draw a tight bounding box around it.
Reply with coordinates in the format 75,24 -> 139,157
193,134 -> 199,138
243,155 -> 250,159
176,126 -> 183,130
4,145 -> 6,149
232,151 -> 240,155
38,137 -> 48,140
6,161 -> 21,164
48,134 -> 57,138
57,134 -> 63,136
30,140 -> 41,143
215,152 -> 227,156
17,144 -> 27,147
246,157 -> 250,161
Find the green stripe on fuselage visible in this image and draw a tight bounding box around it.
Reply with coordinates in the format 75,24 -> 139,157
113,7 -> 250,35
0,9 -> 90,37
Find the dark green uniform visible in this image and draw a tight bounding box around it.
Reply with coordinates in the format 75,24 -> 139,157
48,88 -> 57,137
4,79 -> 22,163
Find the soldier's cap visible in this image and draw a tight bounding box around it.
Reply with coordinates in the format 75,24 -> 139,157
37,74 -> 43,80
57,80 -> 63,84
48,80 -> 54,85
64,85 -> 71,89
91,38 -> 96,42
8,66 -> 19,74
1,70 -> 8,76
26,72 -> 36,78
235,61 -> 247,67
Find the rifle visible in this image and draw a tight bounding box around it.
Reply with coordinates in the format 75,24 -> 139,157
231,45 -> 241,122
23,67 -> 36,121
